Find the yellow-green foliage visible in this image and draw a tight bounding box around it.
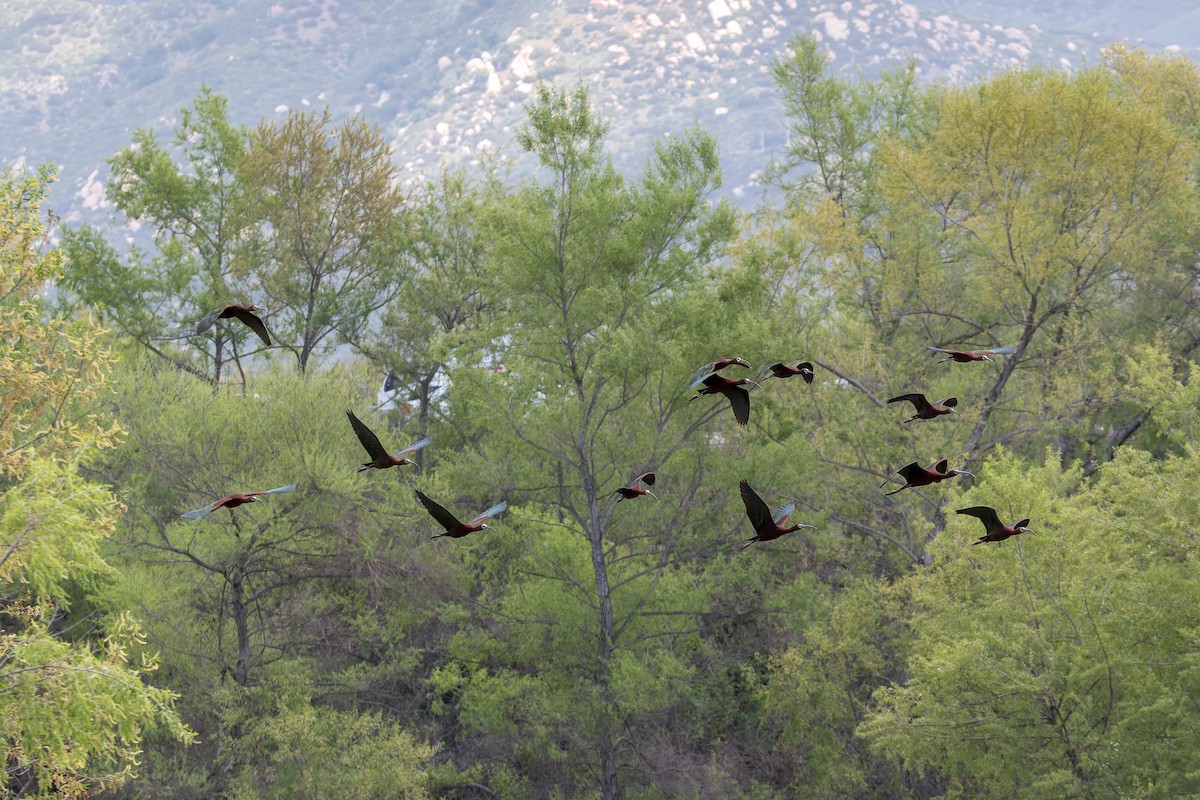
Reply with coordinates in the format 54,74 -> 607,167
861,442 -> 1200,798
0,167 -> 193,796
231,692 -> 436,800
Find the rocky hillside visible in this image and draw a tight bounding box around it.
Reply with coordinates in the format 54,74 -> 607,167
3,0 -> 1196,221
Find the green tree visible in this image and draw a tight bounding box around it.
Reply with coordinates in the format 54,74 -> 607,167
434,81 -> 746,799
0,167 -> 193,797
861,388 -> 1200,797
237,107 -> 407,371
367,165 -> 495,445
95,361 -> 446,796
58,87 -> 255,385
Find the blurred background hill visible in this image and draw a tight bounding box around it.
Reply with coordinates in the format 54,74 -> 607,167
4,0 -> 1197,220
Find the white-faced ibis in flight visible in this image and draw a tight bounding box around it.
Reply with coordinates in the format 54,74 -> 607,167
180,483 -> 298,520
196,304 -> 272,347
888,393 -> 958,422
927,346 -> 1017,364
738,480 -> 813,551
957,506 -> 1033,545
611,472 -> 656,501
383,368 -> 400,394
415,490 -> 508,540
687,357 -> 751,390
346,410 -> 431,472
690,373 -> 759,426
881,459 -> 974,496
755,361 -> 815,384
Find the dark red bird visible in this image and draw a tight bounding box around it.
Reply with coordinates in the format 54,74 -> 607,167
180,483 -> 297,520
739,480 -> 813,551
346,410 -> 431,472
196,304 -> 272,347
689,373 -> 758,426
756,361 -> 814,384
888,393 -> 958,422
611,472 -> 656,501
957,506 -> 1034,545
416,490 -> 507,540
927,346 -> 1016,364
881,459 -> 974,496
687,357 -> 751,390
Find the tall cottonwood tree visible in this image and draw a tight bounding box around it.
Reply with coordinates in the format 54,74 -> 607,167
436,82 -> 743,799
237,108 -> 407,371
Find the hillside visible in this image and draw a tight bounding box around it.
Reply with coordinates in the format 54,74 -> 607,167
3,0 -> 1197,221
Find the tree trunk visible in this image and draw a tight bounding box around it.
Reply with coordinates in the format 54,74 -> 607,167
582,446 -> 621,800
230,569 -> 251,687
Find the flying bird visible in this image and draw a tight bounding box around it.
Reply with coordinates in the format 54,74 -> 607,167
687,357 -> 751,390
180,483 -> 298,520
611,472 -> 656,501
196,304 -> 272,347
689,373 -> 758,426
346,410 -> 431,472
383,368 -> 400,394
888,393 -> 958,422
738,480 -> 814,551
881,459 -> 974,496
927,346 -> 1017,364
416,490 -> 507,540
957,506 -> 1034,545
755,361 -> 815,384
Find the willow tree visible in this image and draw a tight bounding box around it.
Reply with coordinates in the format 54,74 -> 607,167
237,107 -> 407,371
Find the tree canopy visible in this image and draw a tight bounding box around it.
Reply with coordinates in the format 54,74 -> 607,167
33,43 -> 1200,799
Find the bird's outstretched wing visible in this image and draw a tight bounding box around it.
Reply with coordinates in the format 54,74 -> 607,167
772,500 -> 796,526
925,346 -> 955,354
755,361 -> 783,382
883,461 -> 922,487
347,410 -> 389,460
888,393 -> 931,412
395,437 -> 432,459
982,347 -> 1018,356
956,506 -> 1002,531
383,368 -> 400,393
233,308 -> 272,347
634,471 -> 656,488
932,459 -> 950,475
727,386 -> 750,426
687,366 -> 716,390
739,480 -> 771,532
180,500 -> 222,520
796,362 -> 814,384
415,490 -> 463,531
195,308 -> 222,335
259,483 -> 298,496
469,502 -> 508,526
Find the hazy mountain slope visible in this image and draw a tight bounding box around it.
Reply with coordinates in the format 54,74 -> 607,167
3,0 -> 1195,222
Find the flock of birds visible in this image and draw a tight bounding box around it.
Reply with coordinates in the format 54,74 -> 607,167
681,351 -> 1032,548
178,304 -> 1033,550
